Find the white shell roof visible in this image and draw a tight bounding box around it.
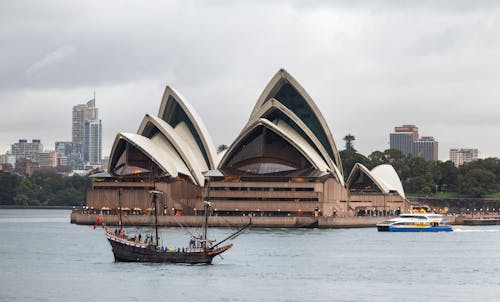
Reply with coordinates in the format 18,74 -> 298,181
137,114 -> 208,186
371,164 -> 406,199
347,163 -> 389,193
109,133 -> 196,184
346,163 -> 406,199
157,86 -> 216,170
245,98 -> 344,184
248,69 -> 343,175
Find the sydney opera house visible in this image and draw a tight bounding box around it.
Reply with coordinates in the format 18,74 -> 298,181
87,69 -> 408,217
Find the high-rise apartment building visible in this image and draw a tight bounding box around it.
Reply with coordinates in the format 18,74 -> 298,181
413,137 -> 438,161
389,125 -> 419,156
72,99 -> 98,145
450,148 -> 478,167
11,139 -> 43,161
72,96 -> 102,165
389,125 -> 438,161
84,119 -> 102,165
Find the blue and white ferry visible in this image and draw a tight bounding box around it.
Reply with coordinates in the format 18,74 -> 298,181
376,213 -> 453,232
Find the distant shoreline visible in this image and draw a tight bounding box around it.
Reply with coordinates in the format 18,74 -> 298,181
0,205 -> 74,210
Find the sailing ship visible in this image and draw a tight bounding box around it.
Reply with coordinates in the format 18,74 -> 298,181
103,190 -> 250,264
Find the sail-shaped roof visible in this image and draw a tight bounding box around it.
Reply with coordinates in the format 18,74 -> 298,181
137,114 -> 208,186
108,133 -> 195,183
346,163 -> 406,198
248,69 -> 343,175
245,98 -> 344,184
371,164 -> 406,198
346,163 -> 389,194
157,86 -> 216,170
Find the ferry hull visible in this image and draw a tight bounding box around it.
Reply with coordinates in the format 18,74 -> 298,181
380,225 -> 453,232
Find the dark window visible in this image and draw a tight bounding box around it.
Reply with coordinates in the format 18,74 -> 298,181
273,83 -> 336,165
111,141 -> 163,177
161,96 -> 211,168
222,126 -> 315,176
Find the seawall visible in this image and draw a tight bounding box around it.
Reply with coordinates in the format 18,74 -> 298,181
71,213 -> 460,228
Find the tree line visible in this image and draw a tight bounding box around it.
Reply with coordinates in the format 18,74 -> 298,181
340,134 -> 500,197
0,170 -> 91,206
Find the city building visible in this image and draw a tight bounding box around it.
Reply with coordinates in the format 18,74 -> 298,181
35,151 -> 57,169
72,98 -> 98,146
389,125 -> 419,156
11,139 -> 43,161
87,69 -> 408,217
57,155 -> 68,167
0,153 -> 17,167
450,148 -> 478,167
55,141 -> 84,170
413,136 -> 438,161
15,158 -> 39,176
84,119 -> 102,165
390,125 -> 438,161
72,97 -> 102,165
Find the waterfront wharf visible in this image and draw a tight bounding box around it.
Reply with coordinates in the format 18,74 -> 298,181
71,213 -> 460,228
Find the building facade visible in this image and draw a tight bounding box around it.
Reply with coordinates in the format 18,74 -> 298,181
413,136 -> 438,161
72,99 -> 98,145
15,158 -> 39,176
84,119 -> 102,165
72,98 -> 101,165
55,141 -> 84,169
35,151 -> 58,169
389,125 -> 418,156
390,125 -> 438,161
450,148 -> 478,167
11,139 -> 43,161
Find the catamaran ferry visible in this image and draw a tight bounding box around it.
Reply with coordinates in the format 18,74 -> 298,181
376,213 -> 453,232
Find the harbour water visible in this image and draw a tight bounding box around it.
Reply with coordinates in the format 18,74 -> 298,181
1,209 -> 500,302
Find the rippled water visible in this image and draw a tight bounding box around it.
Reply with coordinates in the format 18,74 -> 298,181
1,209 -> 500,302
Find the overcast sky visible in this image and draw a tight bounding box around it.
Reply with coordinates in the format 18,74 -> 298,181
1,0 -> 500,161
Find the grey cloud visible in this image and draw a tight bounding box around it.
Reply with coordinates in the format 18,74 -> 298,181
1,0 -> 500,161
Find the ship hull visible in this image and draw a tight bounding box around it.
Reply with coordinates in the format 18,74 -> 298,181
377,225 -> 453,232
106,232 -> 232,264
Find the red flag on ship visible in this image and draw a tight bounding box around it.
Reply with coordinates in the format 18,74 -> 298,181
93,213 -> 103,229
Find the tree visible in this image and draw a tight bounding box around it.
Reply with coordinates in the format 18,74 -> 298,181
433,160 -> 458,191
343,134 -> 356,152
458,168 -> 498,197
0,172 -> 21,204
339,134 -> 368,178
366,151 -> 385,169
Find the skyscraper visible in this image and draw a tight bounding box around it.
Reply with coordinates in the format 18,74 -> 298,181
389,125 -> 419,156
389,125 -> 438,161
72,96 -> 102,165
413,137 -> 438,161
72,98 -> 98,145
450,148 -> 478,167
84,119 -> 102,165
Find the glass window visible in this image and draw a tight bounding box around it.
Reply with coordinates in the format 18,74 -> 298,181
222,126 -> 315,176
161,97 -> 211,168
111,141 -> 162,177
272,83 -> 337,166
